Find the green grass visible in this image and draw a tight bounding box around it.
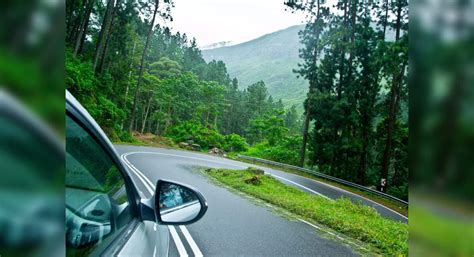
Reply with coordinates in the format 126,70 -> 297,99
409,205 -> 474,256
204,167 -> 408,256
233,156 -> 409,217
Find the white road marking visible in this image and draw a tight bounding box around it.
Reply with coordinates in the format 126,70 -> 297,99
169,226 -> 188,257
121,152 -> 203,257
120,153 -> 154,194
180,225 -> 203,257
122,153 -> 155,188
125,151 -> 248,169
270,174 -> 332,200
123,150 -> 408,221
122,151 -> 332,201
285,172 -> 409,220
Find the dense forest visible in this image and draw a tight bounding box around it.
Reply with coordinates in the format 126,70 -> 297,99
286,0 -> 408,198
65,0 -> 408,200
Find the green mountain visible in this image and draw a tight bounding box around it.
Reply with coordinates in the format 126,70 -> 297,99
202,25 -> 308,110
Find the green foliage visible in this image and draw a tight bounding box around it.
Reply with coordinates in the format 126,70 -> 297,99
246,136 -> 302,166
202,25 -> 308,110
66,0 -> 407,204
66,52 -> 124,132
223,134 -> 248,152
205,168 -> 408,256
66,1 -> 303,157
119,131 -> 136,143
166,121 -> 224,149
165,122 -> 249,152
247,114 -> 288,146
285,0 -> 408,199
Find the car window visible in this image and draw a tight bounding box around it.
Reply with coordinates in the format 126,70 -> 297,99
66,115 -> 133,256
0,113 -> 63,255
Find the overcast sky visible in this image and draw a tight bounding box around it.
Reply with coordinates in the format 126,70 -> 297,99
164,0 -> 306,47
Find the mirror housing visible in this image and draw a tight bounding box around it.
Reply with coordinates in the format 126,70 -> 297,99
139,179 -> 208,225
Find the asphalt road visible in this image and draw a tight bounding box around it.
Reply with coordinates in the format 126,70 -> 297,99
115,145 -> 406,257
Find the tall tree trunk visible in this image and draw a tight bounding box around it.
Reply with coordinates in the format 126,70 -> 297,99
129,0 -> 159,132
358,113 -> 369,184
120,41 -> 137,130
214,115 -> 218,130
93,0 -> 115,72
346,0 -> 358,82
379,0 -> 404,192
382,0 -> 389,39
330,0 -> 349,175
205,111 -> 210,126
154,105 -> 163,135
299,107 -> 311,167
66,0 -> 80,44
73,0 -> 94,56
98,0 -> 121,74
76,7 -> 91,55
163,104 -> 172,134
380,60 -> 406,190
141,92 -> 154,134
299,0 -> 322,167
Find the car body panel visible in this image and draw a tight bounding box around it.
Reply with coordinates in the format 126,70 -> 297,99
66,91 -> 169,257
118,221 -> 169,257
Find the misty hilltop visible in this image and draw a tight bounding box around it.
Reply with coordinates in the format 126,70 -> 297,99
202,25 -> 308,109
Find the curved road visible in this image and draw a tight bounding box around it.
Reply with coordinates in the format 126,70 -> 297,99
115,145 -> 407,257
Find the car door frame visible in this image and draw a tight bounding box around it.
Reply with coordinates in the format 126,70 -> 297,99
66,94 -> 146,256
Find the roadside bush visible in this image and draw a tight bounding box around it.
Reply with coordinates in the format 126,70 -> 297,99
119,131 -> 136,143
166,121 -> 224,149
245,135 -> 301,165
223,134 -> 248,152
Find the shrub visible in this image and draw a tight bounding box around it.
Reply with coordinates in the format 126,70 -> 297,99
223,134 -> 248,152
245,135 -> 301,165
166,121 -> 224,149
119,131 -> 136,143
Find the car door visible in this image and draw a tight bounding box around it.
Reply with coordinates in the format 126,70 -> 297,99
66,114 -> 139,256
65,91 -> 206,257
65,113 -> 168,257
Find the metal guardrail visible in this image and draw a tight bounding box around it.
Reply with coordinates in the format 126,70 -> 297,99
236,154 -> 408,206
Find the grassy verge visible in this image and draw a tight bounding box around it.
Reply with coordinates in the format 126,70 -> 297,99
233,156 -> 408,217
203,167 -> 408,256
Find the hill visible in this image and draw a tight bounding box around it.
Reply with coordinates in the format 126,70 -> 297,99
202,25 -> 308,110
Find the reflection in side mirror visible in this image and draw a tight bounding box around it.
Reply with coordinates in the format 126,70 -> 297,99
155,180 -> 207,225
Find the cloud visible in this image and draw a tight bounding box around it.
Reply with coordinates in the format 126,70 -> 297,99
167,0 -> 305,46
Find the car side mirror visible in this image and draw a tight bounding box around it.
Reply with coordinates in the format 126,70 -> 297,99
139,180 -> 208,225
155,180 -> 208,224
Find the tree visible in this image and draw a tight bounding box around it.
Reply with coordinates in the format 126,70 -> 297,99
129,0 -> 174,132
286,0 -> 327,167
379,0 -> 408,192
93,0 -> 115,72
284,105 -> 300,134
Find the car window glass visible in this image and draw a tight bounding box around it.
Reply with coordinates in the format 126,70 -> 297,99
66,116 -> 132,256
0,114 -> 63,255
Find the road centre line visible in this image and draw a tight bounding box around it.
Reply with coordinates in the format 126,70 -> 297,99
169,225 -> 188,257
121,152 -> 204,257
121,151 -> 332,201
123,150 -> 408,221
121,153 -> 154,194
180,226 -> 203,257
